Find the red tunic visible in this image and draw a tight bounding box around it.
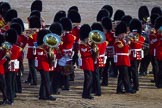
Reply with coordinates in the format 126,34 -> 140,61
36,47 -> 50,72
114,39 -> 130,66
96,41 -> 107,67
8,44 -> 22,72
61,32 -> 75,49
155,34 -> 162,61
129,35 -> 145,60
149,32 -> 159,56
105,31 -> 115,58
27,32 -> 38,60
71,26 -> 80,53
16,34 -> 28,62
0,49 -> 7,75
80,43 -> 94,71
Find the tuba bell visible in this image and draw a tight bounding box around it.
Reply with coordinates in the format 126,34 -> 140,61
89,30 -> 106,44
1,41 -> 12,50
43,33 -> 61,48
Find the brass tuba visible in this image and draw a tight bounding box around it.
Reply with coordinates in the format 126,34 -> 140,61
43,33 -> 61,48
1,41 -> 12,50
89,30 -> 106,44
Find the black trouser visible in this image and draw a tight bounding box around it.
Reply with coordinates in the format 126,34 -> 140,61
27,59 -> 37,84
117,66 -> 131,92
129,60 -> 140,90
61,74 -> 70,90
102,58 -> 118,85
50,71 -> 61,94
150,56 -> 159,85
70,52 -> 78,80
0,74 -> 7,101
15,70 -> 22,93
156,61 -> 162,87
39,70 -> 51,99
82,70 -> 93,97
5,72 -> 16,102
93,67 -> 101,96
139,54 -> 151,74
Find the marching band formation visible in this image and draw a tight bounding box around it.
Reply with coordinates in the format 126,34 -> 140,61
0,0 -> 162,105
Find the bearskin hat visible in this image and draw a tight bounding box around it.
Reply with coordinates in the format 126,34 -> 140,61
49,22 -> 63,36
150,14 -> 160,26
67,10 -> 81,23
31,0 -> 42,12
96,9 -> 110,22
0,2 -> 11,17
138,6 -> 150,22
115,21 -> 127,36
91,22 -> 103,32
154,16 -> 162,30
10,23 -> 22,35
0,34 -> 5,46
68,6 -> 79,13
30,10 -> 41,18
11,18 -> 25,32
59,17 -> 72,31
102,5 -> 113,18
129,18 -> 142,34
121,15 -> 132,27
37,29 -> 51,46
53,10 -> 66,23
4,9 -> 17,22
113,9 -> 125,21
151,6 -> 162,16
5,28 -> 17,44
101,17 -> 112,32
28,15 -> 41,28
79,24 -> 91,41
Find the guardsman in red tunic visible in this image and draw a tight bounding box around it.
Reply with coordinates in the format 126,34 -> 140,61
129,19 -> 145,92
49,22 -> 63,94
10,22 -> 27,93
0,35 -> 10,105
154,16 -> 162,88
5,29 -> 22,105
68,9 -> 81,81
36,29 -> 56,100
59,17 -> 76,90
79,24 -> 95,99
148,14 -> 160,86
101,17 -> 116,86
91,22 -> 108,96
25,15 -> 41,85
114,22 -> 136,94
137,6 -> 150,76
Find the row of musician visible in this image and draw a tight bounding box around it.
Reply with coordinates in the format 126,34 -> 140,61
0,8 -> 162,103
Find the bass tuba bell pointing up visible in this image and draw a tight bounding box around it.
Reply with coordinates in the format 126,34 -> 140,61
43,33 -> 61,48
89,30 -> 106,44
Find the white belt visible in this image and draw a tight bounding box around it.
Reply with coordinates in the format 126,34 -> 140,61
63,48 -> 72,52
28,46 -> 36,48
10,59 -> 18,62
116,53 -> 129,56
114,53 -> 129,63
99,54 -> 105,57
130,49 -> 142,52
